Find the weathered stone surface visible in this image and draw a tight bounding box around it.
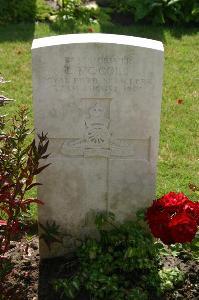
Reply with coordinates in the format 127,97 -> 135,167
32,33 -> 164,258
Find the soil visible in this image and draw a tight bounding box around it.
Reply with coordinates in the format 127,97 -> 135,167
1,236 -> 199,300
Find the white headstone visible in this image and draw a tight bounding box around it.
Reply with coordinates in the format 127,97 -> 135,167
32,33 -> 164,258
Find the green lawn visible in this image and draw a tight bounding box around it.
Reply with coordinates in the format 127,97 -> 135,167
0,21 -> 198,221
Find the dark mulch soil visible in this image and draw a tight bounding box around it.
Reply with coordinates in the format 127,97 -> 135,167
1,236 -> 199,300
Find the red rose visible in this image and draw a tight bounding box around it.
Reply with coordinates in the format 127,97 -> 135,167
146,198 -> 169,222
149,223 -> 173,245
183,201 -> 199,225
168,213 -> 197,243
146,207 -> 173,244
159,192 -> 189,213
146,193 -> 199,245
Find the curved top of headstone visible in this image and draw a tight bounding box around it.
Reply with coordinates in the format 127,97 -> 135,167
32,33 -> 163,52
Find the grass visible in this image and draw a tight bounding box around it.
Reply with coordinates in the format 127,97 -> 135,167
0,19 -> 198,220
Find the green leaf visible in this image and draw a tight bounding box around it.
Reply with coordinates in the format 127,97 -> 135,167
167,0 -> 182,6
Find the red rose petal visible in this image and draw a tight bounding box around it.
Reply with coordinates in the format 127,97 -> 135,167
168,213 -> 197,243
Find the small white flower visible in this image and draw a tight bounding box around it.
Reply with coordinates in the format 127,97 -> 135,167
92,19 -> 98,24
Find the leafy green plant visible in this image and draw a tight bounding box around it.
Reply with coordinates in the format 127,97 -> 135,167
0,0 -> 36,23
53,211 -> 162,299
169,234 -> 199,261
0,0 -> 54,24
54,0 -> 99,30
159,267 -> 185,291
109,0 -> 199,25
36,0 -> 55,21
